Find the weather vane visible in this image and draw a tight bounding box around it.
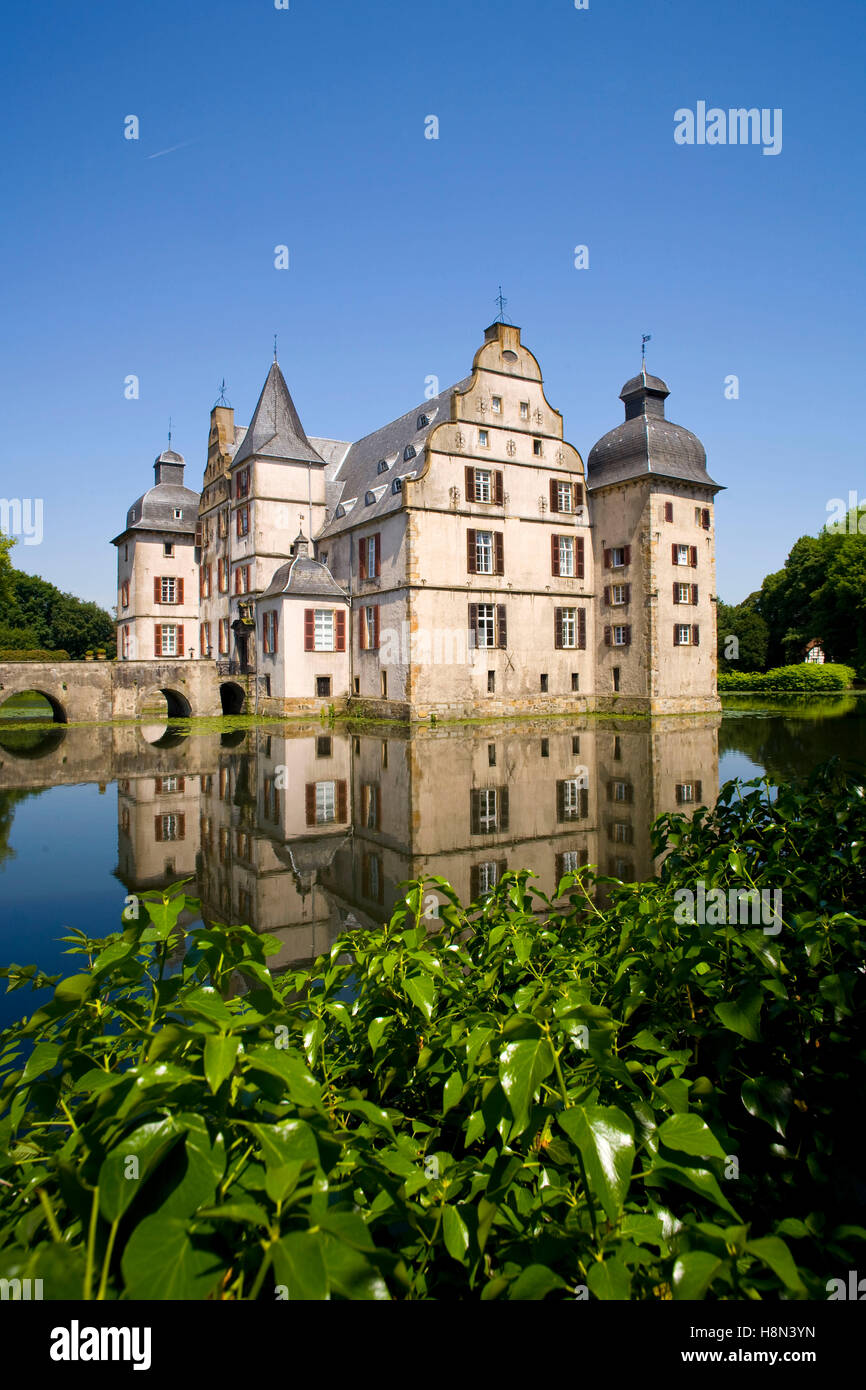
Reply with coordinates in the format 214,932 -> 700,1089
641,333 -> 652,366
215,379 -> 230,408
274,333 -> 278,363
167,416 -> 172,447
495,286 -> 509,324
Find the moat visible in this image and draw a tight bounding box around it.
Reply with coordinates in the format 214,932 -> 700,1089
1,696 -> 864,1028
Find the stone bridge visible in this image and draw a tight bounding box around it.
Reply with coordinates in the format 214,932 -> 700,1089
0,661 -> 250,724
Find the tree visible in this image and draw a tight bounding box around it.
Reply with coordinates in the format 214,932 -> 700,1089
717,596 -> 769,672
4,570 -> 115,658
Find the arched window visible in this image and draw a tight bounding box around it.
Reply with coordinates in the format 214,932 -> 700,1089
416,414 -> 429,430
403,445 -> 416,462
376,459 -> 389,474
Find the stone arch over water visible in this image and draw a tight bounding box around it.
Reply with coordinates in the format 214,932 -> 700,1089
220,682 -> 246,715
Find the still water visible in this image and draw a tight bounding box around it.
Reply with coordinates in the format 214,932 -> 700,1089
1,697 -> 865,1029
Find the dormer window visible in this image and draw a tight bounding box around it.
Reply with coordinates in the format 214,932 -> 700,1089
403,445 -> 416,462
365,490 -> 376,505
391,477 -> 402,494
416,414 -> 429,429
335,504 -> 346,518
377,459 -> 389,474
173,508 -> 183,519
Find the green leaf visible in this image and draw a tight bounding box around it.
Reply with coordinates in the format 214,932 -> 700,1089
442,1205 -> 470,1263
98,1118 -> 180,1222
509,1264 -> 567,1300
741,1076 -> 792,1137
405,973 -> 436,1022
499,1038 -> 554,1135
244,1045 -> 325,1111
657,1113 -> 728,1161
121,1216 -> 223,1300
673,1250 -> 726,1300
246,1119 -> 319,1170
745,1236 -> 806,1294
558,1104 -> 635,1224
177,986 -> 236,1026
713,984 -> 763,1041
443,1072 -> 463,1115
203,1036 -> 239,1094
20,1041 -> 61,1085
272,1230 -> 328,1300
644,1162 -> 741,1221
587,1257 -> 631,1300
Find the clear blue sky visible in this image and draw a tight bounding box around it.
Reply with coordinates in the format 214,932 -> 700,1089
2,0 -> 864,610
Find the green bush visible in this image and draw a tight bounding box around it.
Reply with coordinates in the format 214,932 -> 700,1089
719,663 -> 855,692
0,761 -> 864,1300
0,649 -> 70,662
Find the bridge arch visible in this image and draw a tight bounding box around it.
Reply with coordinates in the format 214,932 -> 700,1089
141,687 -> 192,720
0,688 -> 67,724
220,682 -> 246,715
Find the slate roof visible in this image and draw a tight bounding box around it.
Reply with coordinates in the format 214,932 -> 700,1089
261,554 -> 348,601
317,377 -> 473,538
113,450 -> 201,543
587,372 -> 722,492
233,362 -> 326,466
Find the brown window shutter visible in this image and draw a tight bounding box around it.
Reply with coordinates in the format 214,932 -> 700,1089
551,534 -> 560,576
576,536 -> 585,579
467,529 -> 476,573
305,783 -> 316,826
497,858 -> 507,881
497,604 -> 507,648
624,545 -> 631,565
554,608 -> 563,649
373,606 -> 380,649
154,815 -> 163,843
273,611 -> 279,654
604,548 -> 611,569
154,624 -> 162,657
499,786 -> 509,830
624,583 -> 631,605
673,623 -> 680,646
200,569 -> 205,598
624,625 -> 631,646
374,533 -> 381,577
664,501 -> 673,522
178,577 -> 184,603
689,546 -> 698,568
693,625 -> 700,646
470,865 -> 480,901
604,625 -> 611,646
607,822 -> 616,843
549,479 -> 559,512
578,608 -> 586,649
695,781 -> 702,802
575,483 -> 584,507
580,788 -> 589,819
154,577 -> 161,604
470,790 -> 481,834
465,465 -> 475,501
671,543 -> 678,565
337,781 -> 348,822
673,582 -> 680,603
555,853 -> 564,883
701,508 -> 710,530
494,532 -> 504,575
468,603 -> 478,646
692,585 -> 698,605
556,780 -> 565,821
304,609 -> 314,652
336,609 -> 345,651
604,585 -> 610,605
494,470 -> 504,505
178,624 -> 184,653
359,537 -> 367,580
177,814 -> 186,840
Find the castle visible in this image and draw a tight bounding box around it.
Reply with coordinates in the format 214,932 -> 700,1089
112,321 -> 722,718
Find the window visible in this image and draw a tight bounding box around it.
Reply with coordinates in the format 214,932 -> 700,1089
234,565 -> 251,594
491,396 -> 502,414
611,584 -> 628,606
664,502 -> 674,523
466,466 -> 503,505
404,445 -> 416,461
520,401 -> 529,420
236,468 -> 250,499
676,781 -> 703,804
571,672 -> 579,691
303,608 -> 346,652
674,624 -> 700,646
674,582 -> 697,605
475,468 -> 492,502
469,602 -> 506,649
488,743 -> 496,766
557,779 -> 588,822
154,813 -> 185,842
173,508 -> 183,520
417,414 -> 429,429
200,622 -> 211,656
614,736 -> 622,760
700,508 -> 710,530
557,535 -> 575,576
163,543 -> 174,557
556,849 -> 587,880
391,477 -> 402,494
160,577 -> 177,604
540,673 -> 549,692
532,439 -> 543,457
612,666 -> 621,692
610,780 -> 634,803
572,735 -> 580,754
155,623 -> 182,657
305,779 -> 347,825
360,605 -> 379,651
381,670 -> 388,698
360,533 -> 380,579
471,860 -> 505,898
365,490 -> 376,505
377,459 -> 389,474
316,782 -> 335,823
315,610 -> 334,651
201,565 -> 212,598
487,670 -> 495,693
558,608 -> 576,648
218,509 -> 228,538
362,852 -> 385,904
478,429 -> 489,447
236,505 -> 249,538
673,543 -> 698,567
354,676 -> 360,694
604,625 -> 631,647
218,558 -> 228,592
316,676 -> 332,697
551,535 -> 584,579
121,581 -> 129,608
467,528 -> 504,575
556,481 -> 573,513
262,610 -> 279,654
317,736 -> 332,757
610,821 -> 633,844
362,784 -> 380,829
470,787 -> 508,833
382,740 -> 389,768
541,738 -> 549,757
610,547 -> 626,568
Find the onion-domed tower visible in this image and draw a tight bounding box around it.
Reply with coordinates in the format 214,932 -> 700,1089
587,367 -> 723,712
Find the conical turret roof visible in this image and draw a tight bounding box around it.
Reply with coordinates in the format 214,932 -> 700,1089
233,361 -> 325,466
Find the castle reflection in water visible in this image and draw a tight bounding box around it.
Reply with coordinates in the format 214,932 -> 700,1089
105,716 -> 720,975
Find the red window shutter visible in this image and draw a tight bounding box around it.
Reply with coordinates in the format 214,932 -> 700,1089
549,479 -> 559,512
465,466 -> 474,501
178,577 -> 184,603
154,577 -> 161,604
554,608 -> 563,649
154,815 -> 163,843
304,609 -> 314,652
494,532 -> 504,575
497,604 -> 507,648
200,569 -> 205,598
664,502 -> 673,522
692,585 -> 699,605
154,624 -> 162,657
623,545 -> 631,565
604,625 -> 611,647
373,606 -> 380,649
359,537 -> 367,579
673,582 -> 680,604
336,780 -> 348,822
604,585 -> 610,605
467,529 -> 476,573
335,609 -> 345,651
178,624 -> 184,652
494,470 -> 504,505
200,626 -> 206,656
624,625 -> 631,647
273,611 -> 279,654
177,814 -> 186,840
693,625 -> 700,646
374,533 -> 381,577
689,546 -> 698,568
305,783 -> 316,826
551,534 -> 560,576
671,543 -> 678,565
701,508 -> 710,530
576,536 -> 585,579
603,548 -> 611,569
236,510 -> 241,538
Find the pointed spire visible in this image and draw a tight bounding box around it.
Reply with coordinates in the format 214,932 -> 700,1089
293,518 -> 310,557
233,360 -> 325,466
